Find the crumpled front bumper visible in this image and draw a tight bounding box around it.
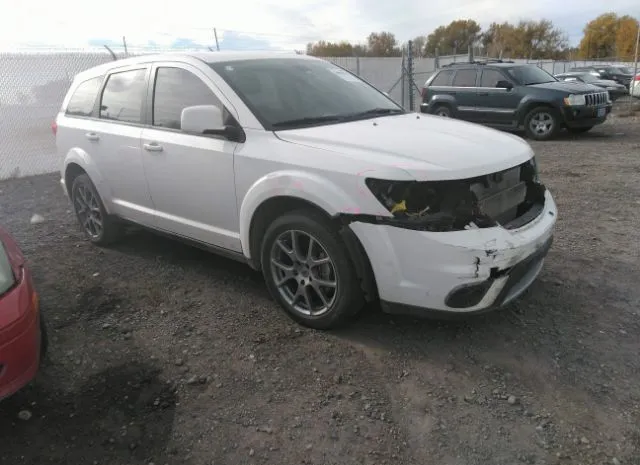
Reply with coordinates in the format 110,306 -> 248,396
349,190 -> 557,315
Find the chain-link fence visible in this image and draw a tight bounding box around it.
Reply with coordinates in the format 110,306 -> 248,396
0,48 -> 637,180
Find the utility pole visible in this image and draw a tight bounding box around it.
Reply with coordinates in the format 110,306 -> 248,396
122,36 -> 128,56
214,28 -> 220,51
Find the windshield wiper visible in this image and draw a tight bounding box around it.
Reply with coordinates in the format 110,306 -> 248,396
347,108 -> 404,118
271,108 -> 403,129
271,115 -> 344,129
526,80 -> 556,85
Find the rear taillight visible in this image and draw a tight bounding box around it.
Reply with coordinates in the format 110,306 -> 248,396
51,120 -> 57,135
634,75 -> 640,81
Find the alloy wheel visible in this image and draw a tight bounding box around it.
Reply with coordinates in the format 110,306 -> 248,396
73,184 -> 103,239
529,111 -> 555,136
270,230 -> 338,317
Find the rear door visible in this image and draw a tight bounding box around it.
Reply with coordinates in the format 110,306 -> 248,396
89,65 -> 155,226
450,68 -> 480,121
475,68 -> 519,126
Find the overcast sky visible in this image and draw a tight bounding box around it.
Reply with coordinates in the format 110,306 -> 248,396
0,0 -> 638,50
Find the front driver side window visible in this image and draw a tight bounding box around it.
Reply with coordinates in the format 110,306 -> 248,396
152,67 -> 232,131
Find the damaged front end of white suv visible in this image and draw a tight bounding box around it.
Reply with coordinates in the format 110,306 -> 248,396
339,156 -> 556,316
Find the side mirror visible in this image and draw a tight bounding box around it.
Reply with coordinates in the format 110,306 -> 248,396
180,105 -> 245,142
181,105 -> 224,134
496,80 -> 513,90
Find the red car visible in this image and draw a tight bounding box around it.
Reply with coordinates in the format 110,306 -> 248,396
0,226 -> 45,400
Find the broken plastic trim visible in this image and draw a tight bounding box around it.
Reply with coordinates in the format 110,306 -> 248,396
339,158 -> 546,232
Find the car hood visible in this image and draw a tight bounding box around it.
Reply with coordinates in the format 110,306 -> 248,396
528,80 -> 603,93
275,113 -> 534,181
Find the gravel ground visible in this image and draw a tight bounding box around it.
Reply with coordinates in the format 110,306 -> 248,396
0,113 -> 639,465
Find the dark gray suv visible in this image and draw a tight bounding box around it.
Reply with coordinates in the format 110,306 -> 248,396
420,61 -> 613,141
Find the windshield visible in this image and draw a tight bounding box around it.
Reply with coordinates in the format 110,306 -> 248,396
506,65 -> 557,85
209,58 -> 403,130
573,73 -> 598,83
614,66 -> 633,75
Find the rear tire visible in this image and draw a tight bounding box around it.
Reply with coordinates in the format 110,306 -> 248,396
71,174 -> 123,245
432,105 -> 452,117
260,209 -> 364,330
524,106 -> 560,141
567,126 -> 593,134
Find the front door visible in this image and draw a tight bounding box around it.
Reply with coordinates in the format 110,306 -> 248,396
450,68 -> 480,121
475,69 -> 519,127
140,63 -> 242,252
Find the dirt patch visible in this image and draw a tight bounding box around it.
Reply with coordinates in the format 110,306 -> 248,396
0,113 -> 639,465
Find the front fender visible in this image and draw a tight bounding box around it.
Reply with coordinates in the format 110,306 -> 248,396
516,97 -> 562,124
239,170 -> 356,261
62,148 -> 113,214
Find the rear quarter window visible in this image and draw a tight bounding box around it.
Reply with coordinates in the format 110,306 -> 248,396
65,76 -> 103,117
430,70 -> 454,86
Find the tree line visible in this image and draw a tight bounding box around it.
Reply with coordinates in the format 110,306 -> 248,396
306,13 -> 639,60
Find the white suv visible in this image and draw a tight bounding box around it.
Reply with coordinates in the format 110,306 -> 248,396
55,52 -> 557,329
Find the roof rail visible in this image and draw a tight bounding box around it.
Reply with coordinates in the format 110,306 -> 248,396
440,58 -> 515,68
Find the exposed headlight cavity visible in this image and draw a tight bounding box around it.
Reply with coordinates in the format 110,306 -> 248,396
363,158 -> 546,232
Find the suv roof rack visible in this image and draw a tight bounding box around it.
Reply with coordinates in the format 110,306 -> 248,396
440,59 -> 515,68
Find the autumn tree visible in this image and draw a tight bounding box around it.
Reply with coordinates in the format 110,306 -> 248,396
410,35 -> 427,57
366,31 -> 401,56
425,20 -> 481,55
306,41 -> 357,57
481,19 -> 567,59
615,15 -> 639,59
578,13 -> 622,58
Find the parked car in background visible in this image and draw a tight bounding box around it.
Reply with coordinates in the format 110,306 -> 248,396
0,225 -> 45,401
555,71 -> 628,101
631,72 -> 640,98
54,52 -> 557,329
567,65 -> 634,89
421,60 -> 612,140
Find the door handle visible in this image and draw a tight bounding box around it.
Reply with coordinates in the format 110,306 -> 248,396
143,142 -> 163,152
85,132 -> 100,141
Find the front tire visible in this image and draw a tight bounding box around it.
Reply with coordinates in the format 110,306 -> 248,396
71,174 -> 122,245
524,106 -> 560,141
260,210 -> 364,330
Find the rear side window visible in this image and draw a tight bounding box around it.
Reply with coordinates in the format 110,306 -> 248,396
452,69 -> 477,87
65,77 -> 102,117
100,68 -> 147,124
431,70 -> 453,86
480,69 -> 505,87
152,67 -> 226,130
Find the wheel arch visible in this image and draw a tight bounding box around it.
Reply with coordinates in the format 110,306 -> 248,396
517,99 -> 561,126
243,172 -> 379,302
62,149 -> 113,214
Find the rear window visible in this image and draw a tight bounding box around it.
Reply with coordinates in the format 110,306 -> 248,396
100,68 -> 147,124
452,69 -> 477,87
430,70 -> 453,86
65,77 -> 102,117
